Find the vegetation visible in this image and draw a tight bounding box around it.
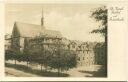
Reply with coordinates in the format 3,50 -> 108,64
5,37 -> 77,76
91,6 -> 107,75
47,44 -> 77,76
5,50 -> 20,65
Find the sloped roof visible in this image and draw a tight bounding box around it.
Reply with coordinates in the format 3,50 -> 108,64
69,40 -> 83,45
61,37 -> 70,45
14,22 -> 62,38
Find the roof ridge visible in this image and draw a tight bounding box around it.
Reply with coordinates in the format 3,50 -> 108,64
13,21 -> 62,38
15,21 -> 41,27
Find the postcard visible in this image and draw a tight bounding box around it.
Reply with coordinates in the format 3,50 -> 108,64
0,0 -> 127,81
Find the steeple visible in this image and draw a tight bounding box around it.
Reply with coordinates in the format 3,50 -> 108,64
41,9 -> 44,26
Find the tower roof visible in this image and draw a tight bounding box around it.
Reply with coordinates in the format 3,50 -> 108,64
41,8 -> 44,26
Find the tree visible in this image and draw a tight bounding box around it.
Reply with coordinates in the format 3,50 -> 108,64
12,51 -> 22,65
93,42 -> 106,65
47,43 -> 77,76
91,6 -> 107,74
91,6 -> 107,36
5,50 -> 14,61
30,50 -> 52,71
18,52 -> 30,68
25,34 -> 77,76
5,50 -> 20,65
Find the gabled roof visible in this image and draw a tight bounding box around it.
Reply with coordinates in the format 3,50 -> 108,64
61,37 -> 70,45
14,22 -> 62,38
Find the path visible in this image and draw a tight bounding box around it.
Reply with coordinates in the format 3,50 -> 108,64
5,60 -> 105,77
5,67 -> 39,77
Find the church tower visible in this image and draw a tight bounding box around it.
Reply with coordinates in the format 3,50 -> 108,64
41,9 -> 45,28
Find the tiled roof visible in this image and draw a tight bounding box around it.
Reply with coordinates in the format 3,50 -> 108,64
14,22 -> 62,38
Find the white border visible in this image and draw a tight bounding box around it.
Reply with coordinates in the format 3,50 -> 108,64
0,0 -> 127,81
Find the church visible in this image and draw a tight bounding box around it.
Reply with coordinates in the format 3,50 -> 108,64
10,10 -> 101,67
11,11 -> 62,53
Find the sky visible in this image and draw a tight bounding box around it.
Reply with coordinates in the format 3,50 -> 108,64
5,3 -> 105,42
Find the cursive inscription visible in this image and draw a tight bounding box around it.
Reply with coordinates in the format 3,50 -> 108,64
109,7 -> 124,21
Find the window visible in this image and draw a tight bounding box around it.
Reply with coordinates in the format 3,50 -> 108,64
78,57 -> 80,61
73,45 -> 75,48
83,57 -> 84,60
83,51 -> 85,53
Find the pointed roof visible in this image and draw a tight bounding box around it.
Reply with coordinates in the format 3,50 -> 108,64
14,22 -> 62,38
41,8 -> 44,26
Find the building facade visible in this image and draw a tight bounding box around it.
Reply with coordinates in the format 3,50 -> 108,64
67,41 -> 96,66
5,34 -> 12,51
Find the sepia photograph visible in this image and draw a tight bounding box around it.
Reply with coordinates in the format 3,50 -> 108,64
5,3 -> 107,77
